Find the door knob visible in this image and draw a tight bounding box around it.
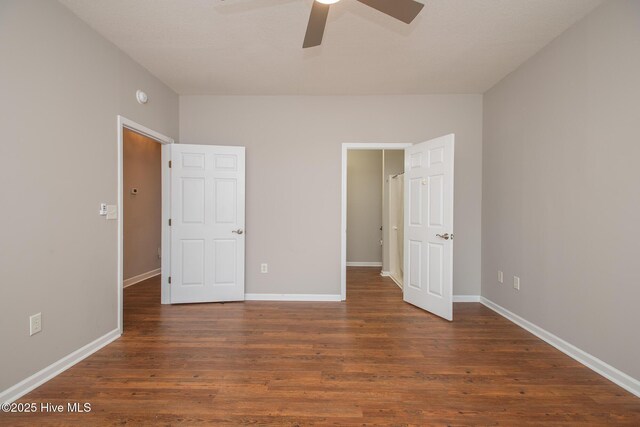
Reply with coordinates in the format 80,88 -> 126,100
436,233 -> 450,240
232,229 -> 244,235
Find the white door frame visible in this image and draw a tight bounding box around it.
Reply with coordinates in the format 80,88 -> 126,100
341,143 -> 413,300
117,116 -> 174,333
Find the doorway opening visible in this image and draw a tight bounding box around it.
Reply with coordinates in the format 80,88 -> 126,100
117,116 -> 173,333
341,136 -> 455,320
341,143 -> 412,300
123,128 -> 162,294
346,149 -> 406,297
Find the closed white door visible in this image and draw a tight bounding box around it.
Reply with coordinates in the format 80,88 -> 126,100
169,144 -> 245,304
403,134 -> 454,320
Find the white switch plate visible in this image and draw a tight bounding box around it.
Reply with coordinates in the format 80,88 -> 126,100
106,204 -> 118,220
99,203 -> 107,216
260,263 -> 268,274
513,276 -> 520,290
498,270 -> 504,284
30,313 -> 42,336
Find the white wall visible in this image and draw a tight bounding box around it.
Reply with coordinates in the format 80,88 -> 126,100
347,150 -> 383,264
180,95 -> 483,296
382,150 -> 405,272
483,0 -> 640,381
0,0 -> 178,393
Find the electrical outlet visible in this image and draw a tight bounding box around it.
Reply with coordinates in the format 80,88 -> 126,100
30,313 -> 42,336
513,276 -> 520,290
498,270 -> 504,284
260,263 -> 268,274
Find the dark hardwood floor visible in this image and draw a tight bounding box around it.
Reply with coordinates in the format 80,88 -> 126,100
2,267 -> 639,425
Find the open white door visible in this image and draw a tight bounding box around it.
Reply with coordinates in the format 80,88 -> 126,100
169,144 -> 245,304
403,134 -> 454,320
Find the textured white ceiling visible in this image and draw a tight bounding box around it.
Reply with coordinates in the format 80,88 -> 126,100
59,0 -> 603,95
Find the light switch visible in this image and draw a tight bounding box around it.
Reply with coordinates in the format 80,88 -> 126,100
106,205 -> 118,220
99,203 -> 107,216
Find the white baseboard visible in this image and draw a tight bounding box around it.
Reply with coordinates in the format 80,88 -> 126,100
480,297 -> 640,398
245,293 -> 342,302
389,275 -> 403,290
1,328 -> 121,404
380,271 -> 391,277
346,262 -> 382,267
123,268 -> 161,288
453,295 -> 481,302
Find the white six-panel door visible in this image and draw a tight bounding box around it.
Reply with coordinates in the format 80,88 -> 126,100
169,144 -> 245,304
403,134 -> 454,321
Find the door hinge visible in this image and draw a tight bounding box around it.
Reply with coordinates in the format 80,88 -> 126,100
169,219 -> 172,226
168,160 -> 172,168
168,276 -> 171,284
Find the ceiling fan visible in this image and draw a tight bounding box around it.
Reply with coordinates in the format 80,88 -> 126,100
303,0 -> 425,48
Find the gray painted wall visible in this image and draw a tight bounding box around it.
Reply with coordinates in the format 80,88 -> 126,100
482,0 -> 640,380
382,150 -> 405,272
180,95 -> 483,296
0,0 -> 178,391
347,150 -> 383,264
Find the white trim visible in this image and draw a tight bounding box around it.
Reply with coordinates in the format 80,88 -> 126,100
346,262 -> 382,267
117,116 -> 174,333
341,143 -> 413,302
245,293 -> 342,302
389,275 -> 403,290
380,270 -> 404,289
453,295 -> 481,302
160,144 -> 172,305
123,268 -> 161,288
118,116 -> 175,145
480,297 -> 640,398
0,329 -> 120,404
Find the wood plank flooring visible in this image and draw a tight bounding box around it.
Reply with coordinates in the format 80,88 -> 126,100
2,267 -> 639,425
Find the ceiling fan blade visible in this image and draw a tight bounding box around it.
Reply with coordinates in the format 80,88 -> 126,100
356,0 -> 424,24
303,1 -> 330,48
